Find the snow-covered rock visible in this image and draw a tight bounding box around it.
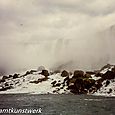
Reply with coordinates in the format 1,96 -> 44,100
0,64 -> 114,97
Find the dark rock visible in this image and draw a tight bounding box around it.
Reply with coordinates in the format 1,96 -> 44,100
41,70 -> 49,77
107,88 -> 112,94
105,80 -> 110,87
0,86 -> 12,91
83,79 -> 95,90
89,87 -> 97,93
102,71 -> 115,80
55,83 -> 61,87
60,87 -> 63,89
30,70 -> 37,73
53,90 -> 56,93
0,76 -> 8,82
68,76 -> 96,94
95,72 -> 103,77
84,73 -> 92,78
30,77 -> 48,84
100,64 -> 111,71
61,70 -> 69,77
13,74 -> 19,79
24,71 -> 31,76
86,71 -> 96,75
30,81 -> 39,84
9,75 -> 13,78
51,81 -> 57,86
5,82 -> 9,87
52,82 -> 61,87
94,79 -> 103,89
112,66 -> 115,72
73,70 -> 84,78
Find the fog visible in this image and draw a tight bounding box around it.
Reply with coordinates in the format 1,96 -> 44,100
0,0 -> 115,72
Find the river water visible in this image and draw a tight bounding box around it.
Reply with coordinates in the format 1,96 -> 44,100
0,94 -> 115,115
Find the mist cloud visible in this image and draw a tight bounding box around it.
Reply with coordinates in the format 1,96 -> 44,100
0,0 -> 115,72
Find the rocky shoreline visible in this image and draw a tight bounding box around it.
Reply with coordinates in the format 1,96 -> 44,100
0,64 -> 115,96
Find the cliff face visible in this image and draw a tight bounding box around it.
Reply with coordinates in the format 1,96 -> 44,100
0,64 -> 115,96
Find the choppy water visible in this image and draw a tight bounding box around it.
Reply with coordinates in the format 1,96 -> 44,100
0,94 -> 115,115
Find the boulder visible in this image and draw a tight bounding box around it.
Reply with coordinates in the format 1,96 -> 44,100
105,80 -> 110,87
0,76 -> 8,82
61,70 -> 69,77
73,70 -> 84,78
82,79 -> 95,90
102,71 -> 115,80
107,88 -> 112,94
84,73 -> 92,78
9,75 -> 13,78
41,70 -> 49,77
24,71 -> 31,76
51,81 -> 57,87
69,77 -> 95,94
95,72 -> 103,77
86,71 -> 96,75
55,83 -> 61,87
94,79 -> 103,90
0,86 -> 12,91
13,74 -> 19,79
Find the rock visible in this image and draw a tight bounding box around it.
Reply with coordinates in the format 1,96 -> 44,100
89,87 -> 97,93
53,90 -> 56,93
30,70 -> 37,73
61,70 -> 69,77
63,76 -> 70,86
95,72 -> 103,77
0,86 -> 12,91
112,66 -> 115,72
84,73 -> 92,78
30,77 -> 48,84
105,80 -> 110,87
94,79 -> 103,89
107,88 -> 112,94
68,77 -> 95,94
9,75 -> 13,78
86,71 -> 96,75
13,74 -> 19,79
41,70 -> 49,77
52,82 -> 61,87
0,76 -> 8,82
100,64 -> 111,71
51,81 -> 57,86
5,82 -> 9,87
83,79 -> 95,90
24,71 -> 31,76
102,71 -> 115,80
55,83 -> 61,87
73,70 -> 84,78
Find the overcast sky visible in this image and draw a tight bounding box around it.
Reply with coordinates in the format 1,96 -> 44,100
0,0 -> 115,71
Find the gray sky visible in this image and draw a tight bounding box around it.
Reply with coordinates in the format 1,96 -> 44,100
0,0 -> 115,71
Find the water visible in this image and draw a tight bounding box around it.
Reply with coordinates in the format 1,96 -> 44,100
0,94 -> 115,115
